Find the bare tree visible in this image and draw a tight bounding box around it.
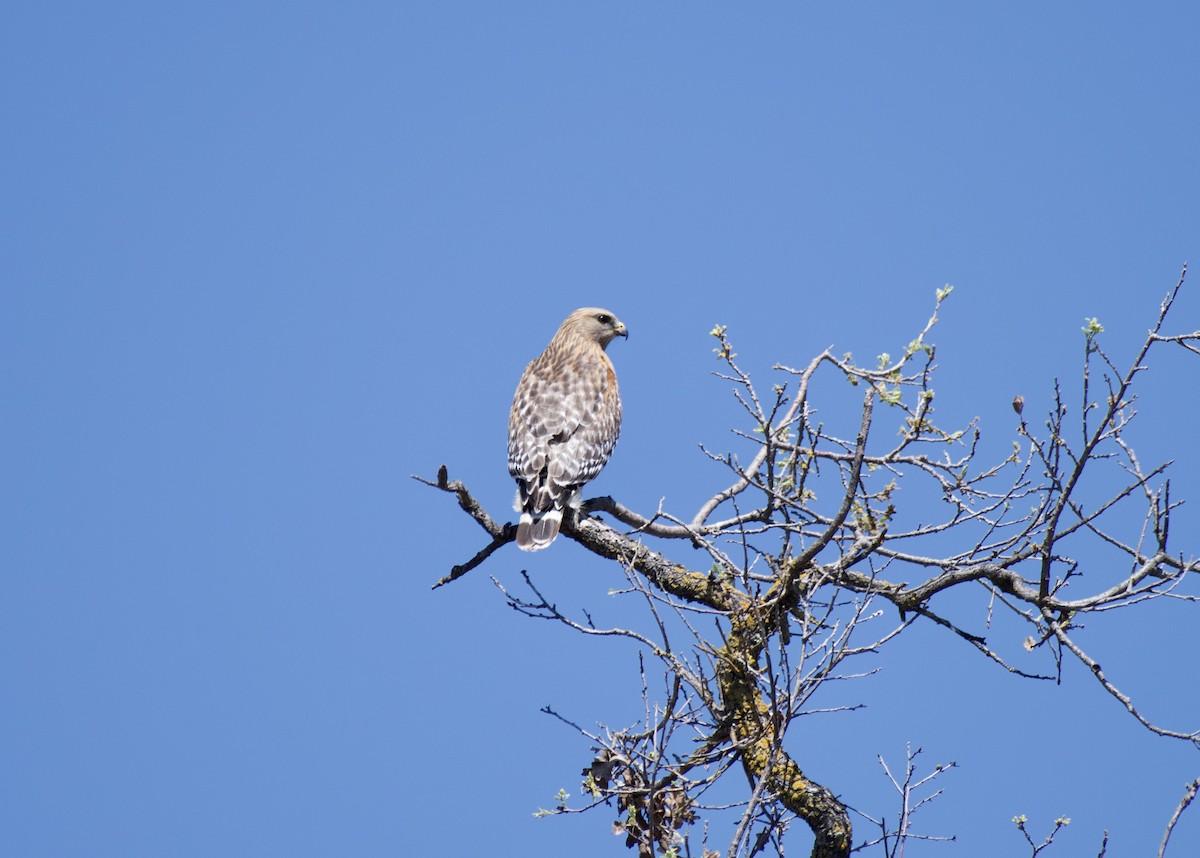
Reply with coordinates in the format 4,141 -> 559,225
420,267 -> 1200,858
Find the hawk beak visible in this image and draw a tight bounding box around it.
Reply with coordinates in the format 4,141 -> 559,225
615,323 -> 629,339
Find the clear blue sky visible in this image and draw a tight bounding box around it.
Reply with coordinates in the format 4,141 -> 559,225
4,3 -> 1199,856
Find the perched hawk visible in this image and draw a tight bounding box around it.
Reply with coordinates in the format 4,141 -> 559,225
508,308 -> 628,551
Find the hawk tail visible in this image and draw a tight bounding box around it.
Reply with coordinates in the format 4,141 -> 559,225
516,509 -> 562,551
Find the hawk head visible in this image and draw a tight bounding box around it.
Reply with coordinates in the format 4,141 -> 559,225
566,307 -> 628,349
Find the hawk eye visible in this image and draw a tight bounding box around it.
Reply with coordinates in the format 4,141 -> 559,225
596,314 -> 612,325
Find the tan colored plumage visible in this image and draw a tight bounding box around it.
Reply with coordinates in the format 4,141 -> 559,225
508,308 -> 628,551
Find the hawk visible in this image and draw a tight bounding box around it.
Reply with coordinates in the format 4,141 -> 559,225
508,308 -> 628,551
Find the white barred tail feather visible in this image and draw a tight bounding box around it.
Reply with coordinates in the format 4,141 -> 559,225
516,508 -> 563,551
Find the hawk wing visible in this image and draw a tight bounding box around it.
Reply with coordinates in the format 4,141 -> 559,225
508,351 -> 621,549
